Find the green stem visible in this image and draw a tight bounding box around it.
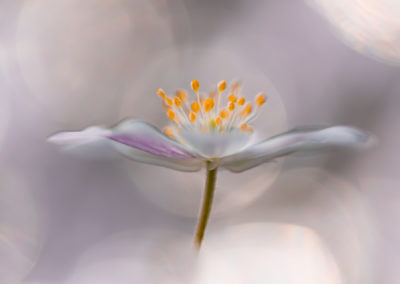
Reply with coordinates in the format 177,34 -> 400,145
193,162 -> 218,250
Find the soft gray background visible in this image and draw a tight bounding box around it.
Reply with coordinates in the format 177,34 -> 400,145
0,0 -> 399,283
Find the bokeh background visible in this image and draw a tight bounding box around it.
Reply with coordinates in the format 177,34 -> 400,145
1,0 -> 399,283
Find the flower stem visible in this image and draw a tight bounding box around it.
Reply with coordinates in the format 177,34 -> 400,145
193,162 -> 218,250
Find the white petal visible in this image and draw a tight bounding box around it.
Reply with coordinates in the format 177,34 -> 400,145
217,126 -> 375,172
48,126 -> 118,159
48,119 -> 204,172
48,126 -> 111,145
177,128 -> 252,158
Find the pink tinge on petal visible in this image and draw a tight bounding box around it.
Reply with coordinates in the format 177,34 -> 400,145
48,120 -> 204,171
107,133 -> 197,159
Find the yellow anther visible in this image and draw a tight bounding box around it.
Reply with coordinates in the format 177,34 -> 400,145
191,101 -> 200,113
218,80 -> 226,93
228,102 -> 235,111
237,97 -> 246,106
219,109 -> 229,119
240,122 -> 248,131
176,89 -> 187,102
228,94 -> 237,103
163,127 -> 175,138
157,88 -> 166,99
246,126 -> 254,133
189,111 -> 196,122
203,97 -> 215,112
167,109 -> 176,120
240,103 -> 252,118
255,93 -> 266,107
164,97 -> 173,107
174,96 -> 182,107
191,79 -> 200,93
216,116 -> 222,126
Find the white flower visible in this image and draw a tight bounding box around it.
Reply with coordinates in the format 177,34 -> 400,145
48,79 -> 373,173
48,79 -> 374,249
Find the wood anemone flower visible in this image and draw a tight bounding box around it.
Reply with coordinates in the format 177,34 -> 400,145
48,79 -> 374,250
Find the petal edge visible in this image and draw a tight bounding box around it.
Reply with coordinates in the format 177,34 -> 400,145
218,126 -> 374,172
48,119 -> 204,172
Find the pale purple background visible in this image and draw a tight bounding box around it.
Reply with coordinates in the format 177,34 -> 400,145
0,0 -> 399,283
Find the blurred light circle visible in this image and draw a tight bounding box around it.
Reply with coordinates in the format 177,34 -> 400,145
308,0 -> 400,65
261,167 -> 376,283
66,230 -> 195,284
118,44 -> 287,217
15,0 -> 182,125
194,223 -> 342,284
0,169 -> 43,283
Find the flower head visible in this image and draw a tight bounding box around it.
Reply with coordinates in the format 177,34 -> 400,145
48,79 -> 374,172
48,79 -> 375,250
157,80 -> 265,158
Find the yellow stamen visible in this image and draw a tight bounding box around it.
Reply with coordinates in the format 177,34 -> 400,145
174,96 -> 182,107
209,89 -> 218,98
191,79 -> 200,93
209,119 -> 217,131
255,93 -> 266,107
228,102 -> 235,111
163,127 -> 175,138
204,97 -> 215,112
176,89 -> 187,102
230,81 -> 242,94
157,88 -> 166,99
228,94 -> 237,103
191,101 -> 200,113
240,103 -> 252,118
189,111 -> 196,122
218,80 -> 226,93
164,97 -> 173,107
199,95 -> 205,104
158,80 -> 263,135
219,109 -> 228,119
216,116 -> 222,126
167,109 -> 176,120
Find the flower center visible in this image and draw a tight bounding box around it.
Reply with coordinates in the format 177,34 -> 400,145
157,79 -> 267,140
